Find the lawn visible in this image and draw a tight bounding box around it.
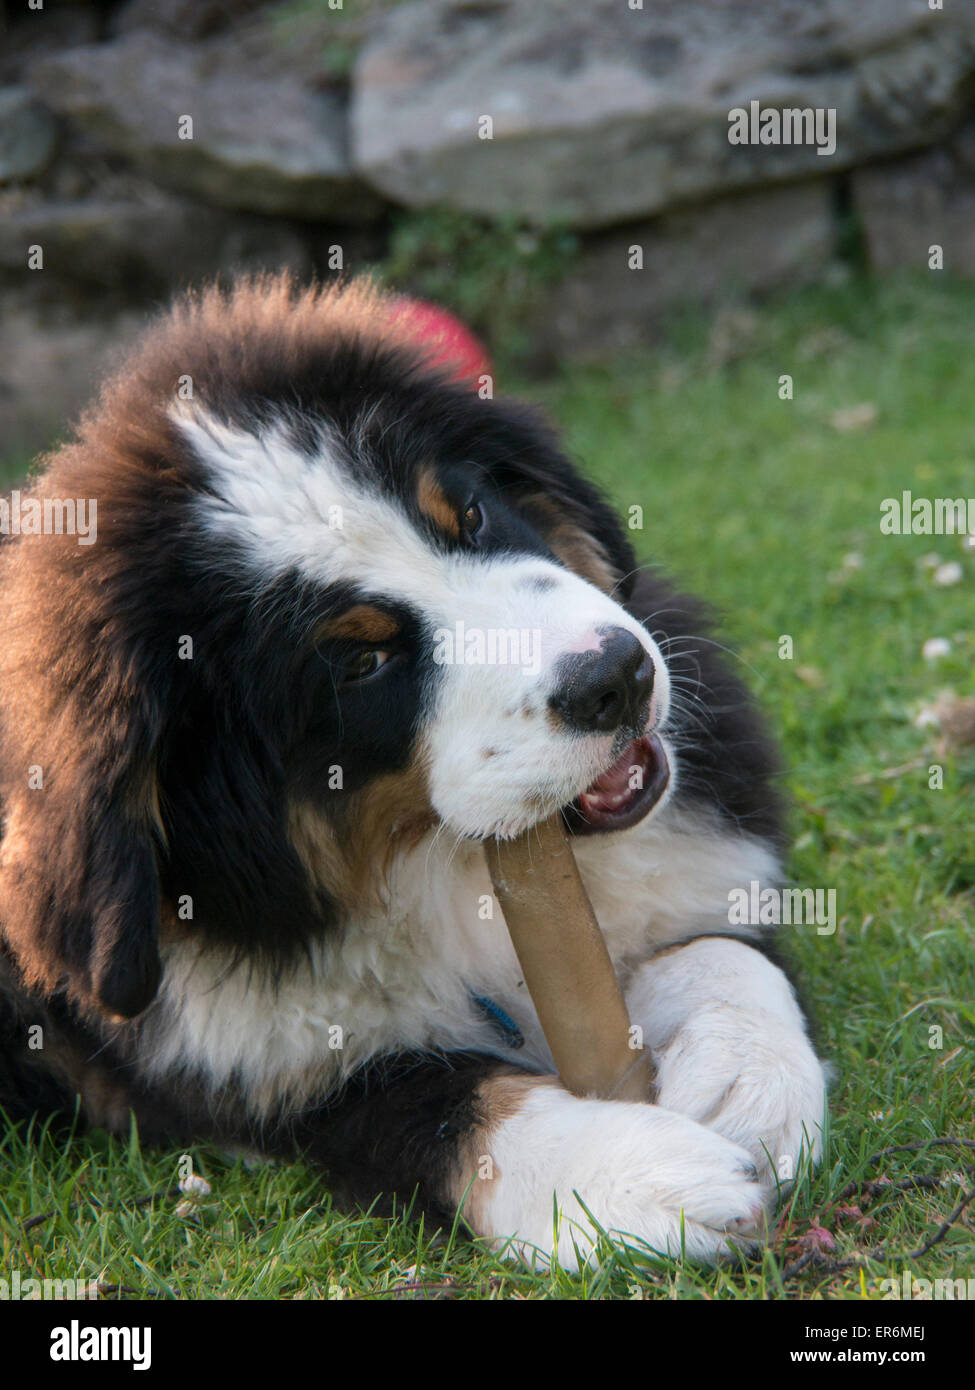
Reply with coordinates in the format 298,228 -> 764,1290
1,272 -> 973,1299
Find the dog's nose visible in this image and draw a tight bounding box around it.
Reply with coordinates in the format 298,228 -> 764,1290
549,627 -> 654,734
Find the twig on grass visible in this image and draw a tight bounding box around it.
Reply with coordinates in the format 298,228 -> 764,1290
849,758 -> 926,786
779,1137 -> 975,1282
20,1184 -> 182,1234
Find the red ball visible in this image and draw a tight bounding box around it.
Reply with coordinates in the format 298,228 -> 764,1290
386,296 -> 491,388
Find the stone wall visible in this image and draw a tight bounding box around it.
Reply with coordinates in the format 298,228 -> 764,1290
2,0 -> 974,453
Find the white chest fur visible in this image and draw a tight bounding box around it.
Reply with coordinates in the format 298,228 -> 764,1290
139,805 -> 778,1113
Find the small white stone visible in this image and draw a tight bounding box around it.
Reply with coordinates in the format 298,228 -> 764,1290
830,402 -> 876,432
934,561 -> 963,587
922,637 -> 952,661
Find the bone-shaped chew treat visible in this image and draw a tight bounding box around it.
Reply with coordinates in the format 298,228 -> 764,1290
486,813 -> 654,1102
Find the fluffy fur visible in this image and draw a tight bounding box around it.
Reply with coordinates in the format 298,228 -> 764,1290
0,276 -> 826,1268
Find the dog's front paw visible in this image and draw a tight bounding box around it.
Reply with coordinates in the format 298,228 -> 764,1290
652,1006 -> 827,1186
456,1079 -> 769,1270
626,937 -> 828,1188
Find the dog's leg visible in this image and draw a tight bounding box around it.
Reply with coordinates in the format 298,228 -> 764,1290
626,936 -> 828,1186
288,1051 -> 768,1271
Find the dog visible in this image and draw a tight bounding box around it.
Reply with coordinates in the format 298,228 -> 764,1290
0,275 -> 826,1268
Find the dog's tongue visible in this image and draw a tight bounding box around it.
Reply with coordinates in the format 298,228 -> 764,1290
572,733 -> 670,834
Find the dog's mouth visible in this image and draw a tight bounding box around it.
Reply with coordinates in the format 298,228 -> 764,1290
565,733 -> 670,836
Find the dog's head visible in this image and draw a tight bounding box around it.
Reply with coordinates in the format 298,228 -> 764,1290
0,276 -> 673,1021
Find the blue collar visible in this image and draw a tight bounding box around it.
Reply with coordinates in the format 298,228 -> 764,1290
469,992 -> 525,1049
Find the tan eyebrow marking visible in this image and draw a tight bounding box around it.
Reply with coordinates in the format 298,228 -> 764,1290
416,465 -> 460,539
519,492 -> 618,595
317,604 -> 400,644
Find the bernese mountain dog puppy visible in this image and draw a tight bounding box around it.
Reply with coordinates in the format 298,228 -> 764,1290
0,276 -> 826,1268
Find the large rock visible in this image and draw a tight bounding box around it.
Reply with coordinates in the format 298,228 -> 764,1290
0,6 -> 99,84
0,187 -> 312,291
852,120 -> 975,275
0,87 -> 57,182
112,0 -> 270,41
0,292 -> 146,460
28,32 -> 384,222
0,185 -> 384,454
523,180 -> 835,362
354,0 -> 975,229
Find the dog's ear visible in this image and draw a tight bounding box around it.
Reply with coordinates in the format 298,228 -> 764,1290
0,686 -> 165,1022
487,402 -> 638,599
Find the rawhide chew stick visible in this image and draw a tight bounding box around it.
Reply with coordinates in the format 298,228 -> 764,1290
486,813 -> 654,1102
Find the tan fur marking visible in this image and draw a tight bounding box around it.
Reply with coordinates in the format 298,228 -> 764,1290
36,1034 -> 136,1134
159,897 -> 192,940
550,528 -> 618,595
130,769 -> 168,852
450,1071 -> 560,1232
316,605 -> 400,645
416,466 -> 460,539
288,800 -> 354,909
521,493 -> 618,594
77,1069 -> 136,1133
288,758 -> 437,916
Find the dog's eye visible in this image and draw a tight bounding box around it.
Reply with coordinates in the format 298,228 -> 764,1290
461,499 -> 484,540
342,650 -> 391,684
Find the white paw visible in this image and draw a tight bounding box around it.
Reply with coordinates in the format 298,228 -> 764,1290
465,1085 -> 769,1270
627,937 -> 827,1187
652,1005 -> 827,1185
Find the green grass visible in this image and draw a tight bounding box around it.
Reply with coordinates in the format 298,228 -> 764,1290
0,455 -> 31,490
2,273 -> 974,1299
382,206 -> 580,361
